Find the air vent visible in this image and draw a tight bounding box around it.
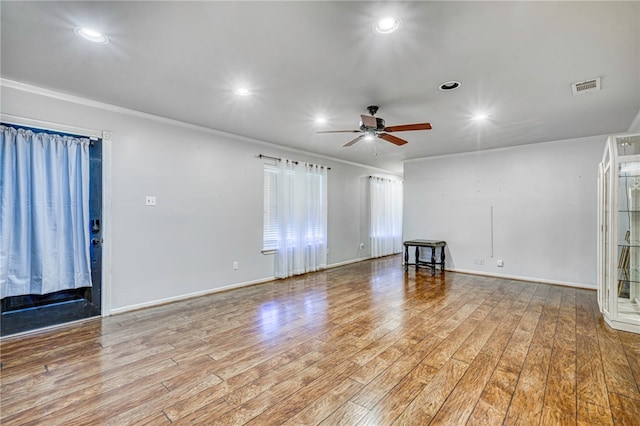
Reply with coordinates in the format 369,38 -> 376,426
571,77 -> 601,95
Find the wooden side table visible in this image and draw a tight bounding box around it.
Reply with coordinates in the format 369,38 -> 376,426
403,239 -> 446,276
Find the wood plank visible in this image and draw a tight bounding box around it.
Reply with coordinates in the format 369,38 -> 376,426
348,333 -> 442,410
467,290 -> 541,423
504,344 -> 552,425
354,362 -> 436,425
349,346 -> 405,385
418,303 -> 493,369
282,378 -> 363,425
467,368 -> 518,425
428,311 -> 522,425
576,332 -> 610,409
607,392 -> 640,425
245,360 -> 361,424
540,406 -> 578,425
318,401 -> 369,426
618,330 -> 640,389
452,299 -> 517,363
595,316 -> 640,399
1,356 -> 177,423
543,345 -> 577,419
392,358 -> 469,424
129,412 -> 172,426
577,399 -> 614,426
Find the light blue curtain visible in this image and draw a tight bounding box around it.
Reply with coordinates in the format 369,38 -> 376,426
0,125 -> 92,298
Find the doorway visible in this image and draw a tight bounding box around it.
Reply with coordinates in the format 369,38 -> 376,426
0,124 -> 102,336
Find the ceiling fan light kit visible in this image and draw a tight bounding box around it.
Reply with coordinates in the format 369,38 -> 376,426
74,27 -> 109,44
233,87 -> 251,96
317,105 -> 432,147
374,17 -> 401,34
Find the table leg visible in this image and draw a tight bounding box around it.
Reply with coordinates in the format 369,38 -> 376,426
404,245 -> 409,271
415,247 -> 420,271
441,246 -> 446,271
431,247 -> 436,276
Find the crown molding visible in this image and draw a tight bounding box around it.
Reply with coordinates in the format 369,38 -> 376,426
1,78 -> 401,176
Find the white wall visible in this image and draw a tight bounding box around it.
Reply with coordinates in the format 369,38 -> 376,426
1,82 -> 398,312
403,136 -> 606,288
629,110 -> 640,133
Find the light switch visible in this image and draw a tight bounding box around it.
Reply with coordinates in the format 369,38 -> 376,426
145,196 -> 156,206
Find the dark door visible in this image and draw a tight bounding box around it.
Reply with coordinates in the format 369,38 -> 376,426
0,127 -> 102,336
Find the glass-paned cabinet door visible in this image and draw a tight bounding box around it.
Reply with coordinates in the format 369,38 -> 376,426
602,164 -> 610,313
616,135 -> 640,156
617,159 -> 640,324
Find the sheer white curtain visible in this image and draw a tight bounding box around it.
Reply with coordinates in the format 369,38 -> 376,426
0,125 -> 92,298
275,159 -> 327,278
370,177 -> 403,258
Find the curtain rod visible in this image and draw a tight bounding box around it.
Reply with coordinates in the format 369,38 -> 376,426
258,154 -> 330,170
1,121 -> 100,145
1,113 -> 104,140
369,175 -> 403,183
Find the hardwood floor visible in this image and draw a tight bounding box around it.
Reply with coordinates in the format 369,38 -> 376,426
2,255 -> 640,425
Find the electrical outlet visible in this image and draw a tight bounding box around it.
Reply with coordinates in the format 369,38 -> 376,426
145,196 -> 156,206
359,243 -> 364,249
233,261 -> 239,270
474,258 -> 484,265
497,259 -> 504,267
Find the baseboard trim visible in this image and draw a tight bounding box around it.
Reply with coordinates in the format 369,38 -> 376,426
110,257 -> 377,315
327,257 -> 371,269
449,268 -> 596,290
109,276 -> 276,315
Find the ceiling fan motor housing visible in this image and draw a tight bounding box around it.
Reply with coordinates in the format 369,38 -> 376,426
359,117 -> 386,132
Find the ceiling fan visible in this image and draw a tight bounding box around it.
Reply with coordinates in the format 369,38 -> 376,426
317,105 -> 432,147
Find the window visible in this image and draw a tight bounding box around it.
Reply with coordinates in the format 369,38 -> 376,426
263,164 -> 279,251
262,160 -> 328,278
263,163 -> 327,250
370,177 -> 403,257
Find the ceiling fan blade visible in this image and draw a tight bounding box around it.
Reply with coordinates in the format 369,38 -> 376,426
317,130 -> 361,133
360,115 -> 377,128
378,133 -> 408,146
383,123 -> 432,132
343,134 -> 366,147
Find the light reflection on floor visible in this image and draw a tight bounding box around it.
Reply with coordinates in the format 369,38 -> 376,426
255,255 -> 448,343
257,291 -> 329,341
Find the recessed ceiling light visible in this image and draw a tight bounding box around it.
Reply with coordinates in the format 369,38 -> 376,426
374,17 -> 401,34
234,87 -> 251,96
74,27 -> 109,44
439,81 -> 461,91
314,117 -> 327,124
472,113 -> 490,121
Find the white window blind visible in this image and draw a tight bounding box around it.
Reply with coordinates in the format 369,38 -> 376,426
263,165 -> 279,251
263,164 -> 327,251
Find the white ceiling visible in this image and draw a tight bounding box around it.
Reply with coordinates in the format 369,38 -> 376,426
1,1 -> 639,173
